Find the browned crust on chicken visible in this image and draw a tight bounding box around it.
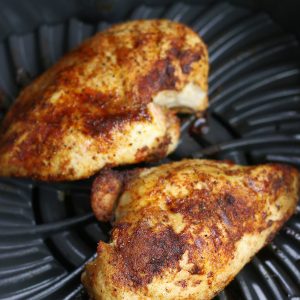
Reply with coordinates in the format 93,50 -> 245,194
91,169 -> 124,222
0,20 -> 208,181
91,168 -> 143,221
83,159 -> 300,300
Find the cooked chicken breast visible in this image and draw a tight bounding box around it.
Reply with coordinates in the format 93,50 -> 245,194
0,20 -> 208,181
83,159 -> 299,300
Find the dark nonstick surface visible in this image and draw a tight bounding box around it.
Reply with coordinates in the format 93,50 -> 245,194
0,2 -> 300,299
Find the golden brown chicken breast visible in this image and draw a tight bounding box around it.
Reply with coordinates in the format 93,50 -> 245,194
82,159 -> 299,300
0,20 -> 209,181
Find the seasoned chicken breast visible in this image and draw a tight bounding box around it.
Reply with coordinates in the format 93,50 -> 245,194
0,20 -> 208,181
83,159 -> 299,300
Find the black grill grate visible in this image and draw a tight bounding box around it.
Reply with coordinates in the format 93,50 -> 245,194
0,2 -> 300,299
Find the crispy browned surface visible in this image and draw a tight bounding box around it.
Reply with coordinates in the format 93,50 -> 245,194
0,20 -> 209,181
91,169 -> 124,222
83,159 -> 300,300
91,168 -> 143,222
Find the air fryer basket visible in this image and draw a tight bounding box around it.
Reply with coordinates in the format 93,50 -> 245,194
0,1 -> 300,299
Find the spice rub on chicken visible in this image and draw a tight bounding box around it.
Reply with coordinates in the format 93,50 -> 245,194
83,159 -> 299,300
0,20 -> 209,181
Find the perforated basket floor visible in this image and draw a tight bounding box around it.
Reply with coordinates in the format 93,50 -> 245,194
0,2 -> 300,300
